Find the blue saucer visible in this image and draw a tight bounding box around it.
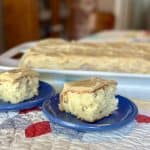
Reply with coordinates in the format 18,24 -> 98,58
42,94 -> 138,132
0,81 -> 55,112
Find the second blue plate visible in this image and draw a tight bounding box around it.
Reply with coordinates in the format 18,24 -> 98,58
42,94 -> 138,132
0,81 -> 55,112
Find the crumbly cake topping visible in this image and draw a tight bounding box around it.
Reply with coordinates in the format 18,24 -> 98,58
63,78 -> 117,93
26,39 -> 150,59
0,68 -> 39,83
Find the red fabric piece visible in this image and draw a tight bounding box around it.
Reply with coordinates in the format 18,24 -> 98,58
136,114 -> 150,123
25,121 -> 51,138
19,107 -> 41,114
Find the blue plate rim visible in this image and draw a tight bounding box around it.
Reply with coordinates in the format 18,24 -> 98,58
42,94 -> 138,132
0,81 -> 55,111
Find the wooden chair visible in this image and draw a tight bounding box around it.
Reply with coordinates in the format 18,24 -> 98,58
64,0 -> 114,39
3,0 -> 115,48
3,0 -> 40,49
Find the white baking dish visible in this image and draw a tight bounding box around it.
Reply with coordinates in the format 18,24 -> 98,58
0,42 -> 150,100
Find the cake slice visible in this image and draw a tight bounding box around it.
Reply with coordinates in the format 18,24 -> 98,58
0,68 -> 39,104
59,78 -> 118,122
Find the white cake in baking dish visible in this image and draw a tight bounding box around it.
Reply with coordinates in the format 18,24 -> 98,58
19,38 -> 150,74
0,68 -> 39,104
59,78 -> 118,122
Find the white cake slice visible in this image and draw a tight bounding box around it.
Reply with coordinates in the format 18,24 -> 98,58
0,68 -> 39,104
59,78 -> 118,122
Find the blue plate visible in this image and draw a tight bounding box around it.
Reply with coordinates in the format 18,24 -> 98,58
42,94 -> 138,132
0,81 -> 55,112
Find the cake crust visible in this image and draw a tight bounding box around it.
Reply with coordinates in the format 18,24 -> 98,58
0,68 -> 39,83
62,78 -> 117,93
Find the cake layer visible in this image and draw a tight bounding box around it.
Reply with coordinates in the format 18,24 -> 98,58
0,68 -> 39,104
19,39 -> 150,74
59,78 -> 118,122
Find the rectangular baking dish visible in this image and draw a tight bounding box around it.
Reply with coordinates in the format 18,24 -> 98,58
0,42 -> 150,100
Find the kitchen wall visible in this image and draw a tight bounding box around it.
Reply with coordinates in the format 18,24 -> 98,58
96,0 -> 115,13
95,0 -> 132,30
131,0 -> 150,29
98,0 -> 150,30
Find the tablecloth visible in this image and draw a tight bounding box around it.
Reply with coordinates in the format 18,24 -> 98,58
0,99 -> 149,150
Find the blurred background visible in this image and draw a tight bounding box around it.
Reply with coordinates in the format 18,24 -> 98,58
0,0 -> 150,53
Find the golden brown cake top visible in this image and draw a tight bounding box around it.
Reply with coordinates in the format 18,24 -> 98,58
63,78 -> 117,93
28,40 -> 150,59
0,68 -> 39,83
19,38 -> 150,74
